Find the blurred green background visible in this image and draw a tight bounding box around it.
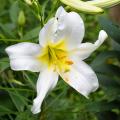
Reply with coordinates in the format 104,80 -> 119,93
0,0 -> 120,120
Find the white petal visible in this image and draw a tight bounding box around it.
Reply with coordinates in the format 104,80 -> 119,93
39,18 -> 56,47
74,30 -> 108,60
55,6 -> 67,19
39,7 -> 66,47
5,42 -> 41,56
60,59 -> 99,98
5,42 -> 42,72
31,68 -> 58,114
39,6 -> 85,49
54,6 -> 85,49
9,56 -> 41,72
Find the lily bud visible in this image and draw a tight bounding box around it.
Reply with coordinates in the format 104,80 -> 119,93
18,10 -> 26,26
60,0 -> 103,14
24,0 -> 32,5
87,0 -> 120,8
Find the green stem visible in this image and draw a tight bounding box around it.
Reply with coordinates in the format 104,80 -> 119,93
0,39 -> 31,42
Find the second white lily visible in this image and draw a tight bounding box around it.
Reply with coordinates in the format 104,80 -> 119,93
6,6 -> 108,114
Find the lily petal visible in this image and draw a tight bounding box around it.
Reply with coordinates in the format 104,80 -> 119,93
9,57 -> 42,72
54,6 -> 85,49
39,18 -> 56,47
60,59 -> 99,98
74,30 -> 108,60
31,68 -> 58,114
6,42 -> 41,56
5,42 -> 41,72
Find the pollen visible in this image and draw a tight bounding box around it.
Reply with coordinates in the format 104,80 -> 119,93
65,60 -> 74,65
36,40 -> 73,72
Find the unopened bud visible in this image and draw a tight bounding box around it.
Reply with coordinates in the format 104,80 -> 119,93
24,0 -> 32,5
87,0 -> 120,8
18,10 -> 26,26
60,0 -> 103,14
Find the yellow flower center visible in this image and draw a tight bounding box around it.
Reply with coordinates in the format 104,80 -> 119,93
36,40 -> 73,72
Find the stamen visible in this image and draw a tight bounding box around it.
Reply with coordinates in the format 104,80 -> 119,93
65,60 -> 74,65
37,40 -> 73,72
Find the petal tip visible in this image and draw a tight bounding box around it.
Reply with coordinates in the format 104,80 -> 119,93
99,30 -> 108,40
95,30 -> 108,46
55,6 -> 66,18
31,106 -> 41,114
81,81 -> 99,99
5,47 -> 11,54
58,6 -> 64,11
31,99 -> 41,114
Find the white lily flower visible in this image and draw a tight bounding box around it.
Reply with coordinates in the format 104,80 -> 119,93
5,6 -> 108,114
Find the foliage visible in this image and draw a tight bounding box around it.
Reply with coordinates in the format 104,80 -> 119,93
0,0 -> 120,120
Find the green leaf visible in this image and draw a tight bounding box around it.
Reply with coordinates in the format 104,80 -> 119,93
98,74 -> 120,101
0,23 -> 15,38
91,51 -> 120,67
15,110 -> 38,120
0,58 -> 9,72
9,0 -> 20,23
98,74 -> 119,87
99,17 -> 120,44
22,26 -> 41,41
111,40 -> 120,51
0,105 -> 13,114
93,64 -> 120,78
0,0 -> 6,12
0,92 -> 15,116
86,101 -> 120,112
8,89 -> 30,112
